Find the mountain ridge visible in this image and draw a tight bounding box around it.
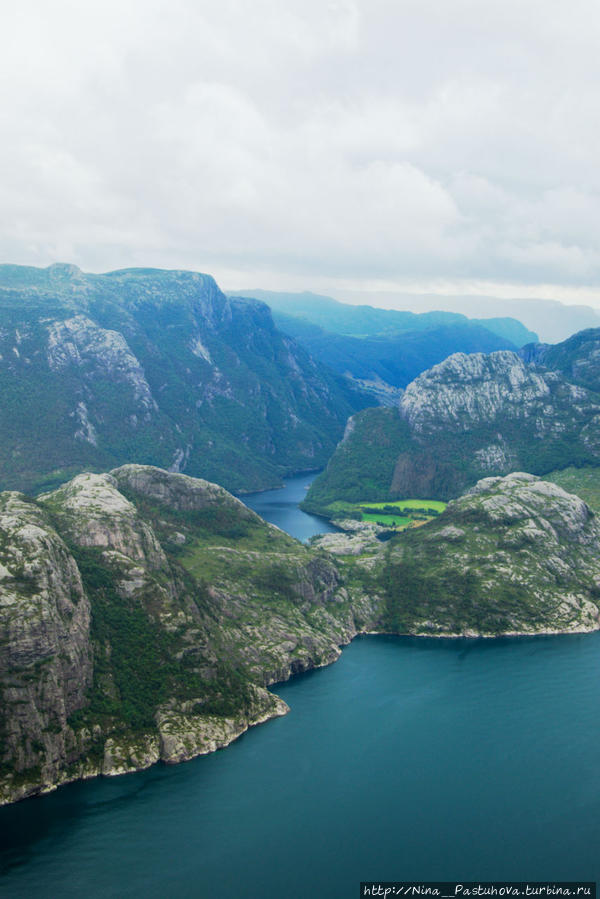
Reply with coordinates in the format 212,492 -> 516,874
0,264 -> 369,495
304,329 -> 600,513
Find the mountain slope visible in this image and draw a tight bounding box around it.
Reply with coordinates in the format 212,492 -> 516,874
0,264 -> 368,494
0,464 -> 378,804
305,330 -> 600,513
272,312 -> 519,389
333,289 -> 599,344
2,466 -> 600,804
377,472 -> 600,636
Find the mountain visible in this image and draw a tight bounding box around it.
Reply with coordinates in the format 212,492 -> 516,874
376,472 -> 600,637
0,264 -> 369,494
304,329 -> 600,514
333,289 -> 600,344
272,311 -> 520,390
0,464 -> 378,805
2,465 -> 599,804
236,288 -> 538,346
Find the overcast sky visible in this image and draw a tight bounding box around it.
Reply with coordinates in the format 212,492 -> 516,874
3,0 -> 600,305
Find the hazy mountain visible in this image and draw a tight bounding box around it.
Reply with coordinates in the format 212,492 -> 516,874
333,289 -> 600,344
234,289 -> 538,346
272,311 -> 520,390
0,264 -> 369,494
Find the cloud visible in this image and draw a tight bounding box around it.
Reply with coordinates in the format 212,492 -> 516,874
3,0 -> 600,295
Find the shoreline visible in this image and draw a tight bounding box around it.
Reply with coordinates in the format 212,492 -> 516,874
4,622 -> 599,808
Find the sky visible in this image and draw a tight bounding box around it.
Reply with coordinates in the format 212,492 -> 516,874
3,0 -> 600,307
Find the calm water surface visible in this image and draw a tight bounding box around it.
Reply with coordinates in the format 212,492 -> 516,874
1,481 -> 599,896
241,471 -> 338,542
1,635 -> 599,896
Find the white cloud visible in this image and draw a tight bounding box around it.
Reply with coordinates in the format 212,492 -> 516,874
3,0 -> 600,295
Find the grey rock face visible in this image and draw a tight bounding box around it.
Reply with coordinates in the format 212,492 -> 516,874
0,493 -> 92,800
0,465 -> 379,805
400,351 -> 552,433
386,472 -> 600,636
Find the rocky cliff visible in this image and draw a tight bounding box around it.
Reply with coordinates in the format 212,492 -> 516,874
0,264 -> 368,494
377,472 -> 600,636
2,466 -> 600,805
0,465 -> 378,805
305,331 -> 600,513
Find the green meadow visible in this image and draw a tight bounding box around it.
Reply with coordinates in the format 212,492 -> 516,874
359,499 -> 447,513
328,498 -> 448,530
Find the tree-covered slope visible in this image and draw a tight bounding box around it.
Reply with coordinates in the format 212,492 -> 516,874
0,264 -> 368,494
305,332 -> 600,514
273,312 -> 519,389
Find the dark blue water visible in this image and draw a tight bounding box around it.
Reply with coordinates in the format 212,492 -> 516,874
241,471 -> 338,542
2,482 -> 599,895
1,634 -> 599,896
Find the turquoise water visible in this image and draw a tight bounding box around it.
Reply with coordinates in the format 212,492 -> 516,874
1,478 -> 599,896
241,471 -> 338,542
1,634 -> 599,896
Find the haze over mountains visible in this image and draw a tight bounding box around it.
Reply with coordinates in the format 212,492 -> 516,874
236,288 -> 541,394
333,290 -> 600,345
237,288 -> 538,345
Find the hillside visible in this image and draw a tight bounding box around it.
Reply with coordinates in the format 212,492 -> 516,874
376,472 -> 600,636
0,264 -> 368,494
0,464 -> 378,805
272,312 -> 519,390
305,330 -> 600,514
2,466 -> 599,804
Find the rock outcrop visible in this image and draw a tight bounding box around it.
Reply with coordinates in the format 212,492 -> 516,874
2,465 -> 600,805
0,465 -> 380,805
305,332 -> 600,513
378,472 -> 600,637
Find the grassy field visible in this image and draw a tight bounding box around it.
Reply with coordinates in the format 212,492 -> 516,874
359,499 -> 447,513
350,498 -> 448,530
361,513 -> 411,527
544,465 -> 600,513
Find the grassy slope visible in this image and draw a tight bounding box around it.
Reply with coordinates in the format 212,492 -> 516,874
544,465 -> 600,513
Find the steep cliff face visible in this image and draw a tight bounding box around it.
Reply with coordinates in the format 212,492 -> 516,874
2,465 -> 600,805
0,494 -> 92,795
0,465 -> 379,805
0,264 -> 368,495
305,333 -> 600,512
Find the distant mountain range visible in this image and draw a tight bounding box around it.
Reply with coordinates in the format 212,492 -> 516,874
333,289 -> 600,344
0,264 -> 369,494
236,288 -> 538,345
270,312 -> 524,393
233,289 -> 538,394
304,327 -> 600,514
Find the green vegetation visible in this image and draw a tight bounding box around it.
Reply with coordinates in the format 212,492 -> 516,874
303,486 -> 447,530
544,465 -> 600,513
69,544 -> 254,734
0,264 -> 369,496
304,332 -> 600,513
361,499 -> 446,513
